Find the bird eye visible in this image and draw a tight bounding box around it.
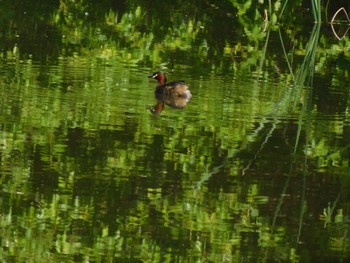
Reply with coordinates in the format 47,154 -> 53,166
153,74 -> 158,78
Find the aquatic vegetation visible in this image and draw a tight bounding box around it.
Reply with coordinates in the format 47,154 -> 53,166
0,1 -> 350,262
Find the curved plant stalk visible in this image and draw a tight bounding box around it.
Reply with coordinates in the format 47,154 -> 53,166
330,7 -> 350,40
331,25 -> 350,40
262,9 -> 269,32
331,7 -> 350,24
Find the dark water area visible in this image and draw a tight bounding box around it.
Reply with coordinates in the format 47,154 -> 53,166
1,0 -> 350,262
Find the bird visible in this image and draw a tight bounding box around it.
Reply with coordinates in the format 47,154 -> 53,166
148,71 -> 192,114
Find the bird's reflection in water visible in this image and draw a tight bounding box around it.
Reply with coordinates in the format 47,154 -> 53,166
148,71 -> 192,114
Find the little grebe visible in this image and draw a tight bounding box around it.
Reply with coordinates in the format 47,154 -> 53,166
148,71 -> 192,114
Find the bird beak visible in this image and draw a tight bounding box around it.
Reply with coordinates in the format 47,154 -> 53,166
148,73 -> 157,78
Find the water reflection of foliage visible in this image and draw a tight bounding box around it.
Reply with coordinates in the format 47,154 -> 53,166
2,0 -> 350,71
1,0 -> 350,262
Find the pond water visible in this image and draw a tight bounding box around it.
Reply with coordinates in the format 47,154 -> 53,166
1,1 -> 350,262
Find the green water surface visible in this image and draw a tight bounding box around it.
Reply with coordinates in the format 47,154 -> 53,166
0,0 -> 350,262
